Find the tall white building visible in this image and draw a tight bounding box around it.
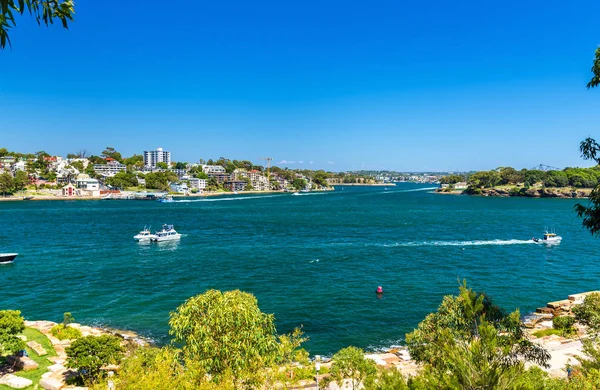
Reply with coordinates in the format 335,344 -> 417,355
143,147 -> 171,168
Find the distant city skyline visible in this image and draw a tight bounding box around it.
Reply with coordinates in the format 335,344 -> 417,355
2,1 -> 600,171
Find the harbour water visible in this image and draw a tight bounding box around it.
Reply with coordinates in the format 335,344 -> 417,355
1,183 -> 599,355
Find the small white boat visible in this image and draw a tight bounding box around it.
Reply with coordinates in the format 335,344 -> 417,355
151,224 -> 181,242
292,192 -> 300,196
159,195 -> 174,203
0,253 -> 18,264
134,226 -> 156,242
533,231 -> 562,245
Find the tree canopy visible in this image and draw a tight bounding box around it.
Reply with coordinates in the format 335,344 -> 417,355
169,289 -> 304,386
1,0 -> 75,48
0,310 -> 26,356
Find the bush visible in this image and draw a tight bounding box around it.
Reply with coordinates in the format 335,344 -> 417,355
51,324 -> 82,340
553,316 -> 575,331
0,310 -> 26,356
66,335 -> 125,383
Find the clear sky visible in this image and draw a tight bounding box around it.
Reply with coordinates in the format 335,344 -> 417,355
1,0 -> 600,172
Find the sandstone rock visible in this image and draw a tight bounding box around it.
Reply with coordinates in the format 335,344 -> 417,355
48,364 -> 65,373
47,356 -> 66,365
27,340 -> 48,356
6,355 -> 39,371
569,291 -> 600,303
39,375 -> 65,390
547,299 -> 571,310
0,374 -> 33,389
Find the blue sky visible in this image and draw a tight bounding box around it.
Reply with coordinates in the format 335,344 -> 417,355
1,0 -> 600,171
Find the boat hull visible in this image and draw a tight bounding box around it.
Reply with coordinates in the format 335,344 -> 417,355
151,234 -> 181,242
0,253 -> 18,264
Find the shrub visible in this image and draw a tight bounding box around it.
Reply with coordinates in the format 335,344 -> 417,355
0,310 -> 26,356
66,335 -> 125,383
553,316 -> 576,336
51,325 -> 82,340
51,312 -> 82,340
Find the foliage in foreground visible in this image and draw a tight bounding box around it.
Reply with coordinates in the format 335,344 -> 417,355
169,289 -> 306,387
405,281 -> 549,369
0,0 -> 75,48
0,309 -> 26,355
66,334 -> 125,383
50,311 -> 82,340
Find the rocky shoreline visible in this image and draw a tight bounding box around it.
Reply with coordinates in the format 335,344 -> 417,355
436,187 -> 592,198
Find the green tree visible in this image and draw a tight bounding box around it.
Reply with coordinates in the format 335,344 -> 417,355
13,169 -> 28,192
588,46 -> 600,89
101,147 -> 123,162
123,154 -> 143,167
326,346 -> 377,390
156,162 -> 169,169
0,0 -> 75,48
0,310 -> 26,356
406,281 -> 549,369
0,172 -> 14,196
168,289 -> 302,386
291,178 -> 307,191
573,292 -> 600,336
467,170 -> 501,189
66,335 -> 125,383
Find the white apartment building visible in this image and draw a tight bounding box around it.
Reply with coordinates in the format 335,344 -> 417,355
143,147 -> 171,168
201,165 -> 226,174
93,161 -> 127,177
189,178 -> 207,190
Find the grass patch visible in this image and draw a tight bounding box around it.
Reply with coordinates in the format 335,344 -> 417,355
0,327 -> 58,390
533,328 -> 563,338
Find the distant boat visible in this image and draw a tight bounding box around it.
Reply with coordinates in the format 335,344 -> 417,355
133,226 -> 156,242
158,195 -> 174,203
533,231 -> 562,244
102,194 -> 113,200
151,224 -> 181,242
301,189 -> 310,193
0,253 -> 18,264
292,192 -> 300,196
22,196 -> 33,200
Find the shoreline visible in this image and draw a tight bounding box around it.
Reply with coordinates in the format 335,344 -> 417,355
17,290 -> 592,380
331,183 -> 395,187
435,187 -> 593,199
0,187 -> 334,202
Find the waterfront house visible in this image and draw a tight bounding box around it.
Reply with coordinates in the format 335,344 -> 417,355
75,177 -> 100,191
454,182 -> 468,190
170,182 -> 188,194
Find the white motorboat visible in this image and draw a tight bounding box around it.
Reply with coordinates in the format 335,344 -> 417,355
151,224 -> 181,242
292,192 -> 300,196
158,195 -> 174,203
533,231 -> 562,245
134,226 -> 156,242
0,253 -> 18,264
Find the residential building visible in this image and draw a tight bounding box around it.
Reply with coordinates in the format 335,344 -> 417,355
202,165 -> 226,174
75,177 -> 100,191
232,168 -> 248,180
454,182 -> 468,190
143,147 -> 171,168
94,161 -> 127,177
249,170 -> 269,191
225,180 -> 246,192
189,178 -> 207,191
170,182 -> 188,194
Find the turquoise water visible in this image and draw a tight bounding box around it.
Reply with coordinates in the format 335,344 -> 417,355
1,183 -> 600,355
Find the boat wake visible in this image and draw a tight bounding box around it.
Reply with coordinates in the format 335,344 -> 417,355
174,194 -> 282,203
381,239 -> 536,247
396,187 -> 439,193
